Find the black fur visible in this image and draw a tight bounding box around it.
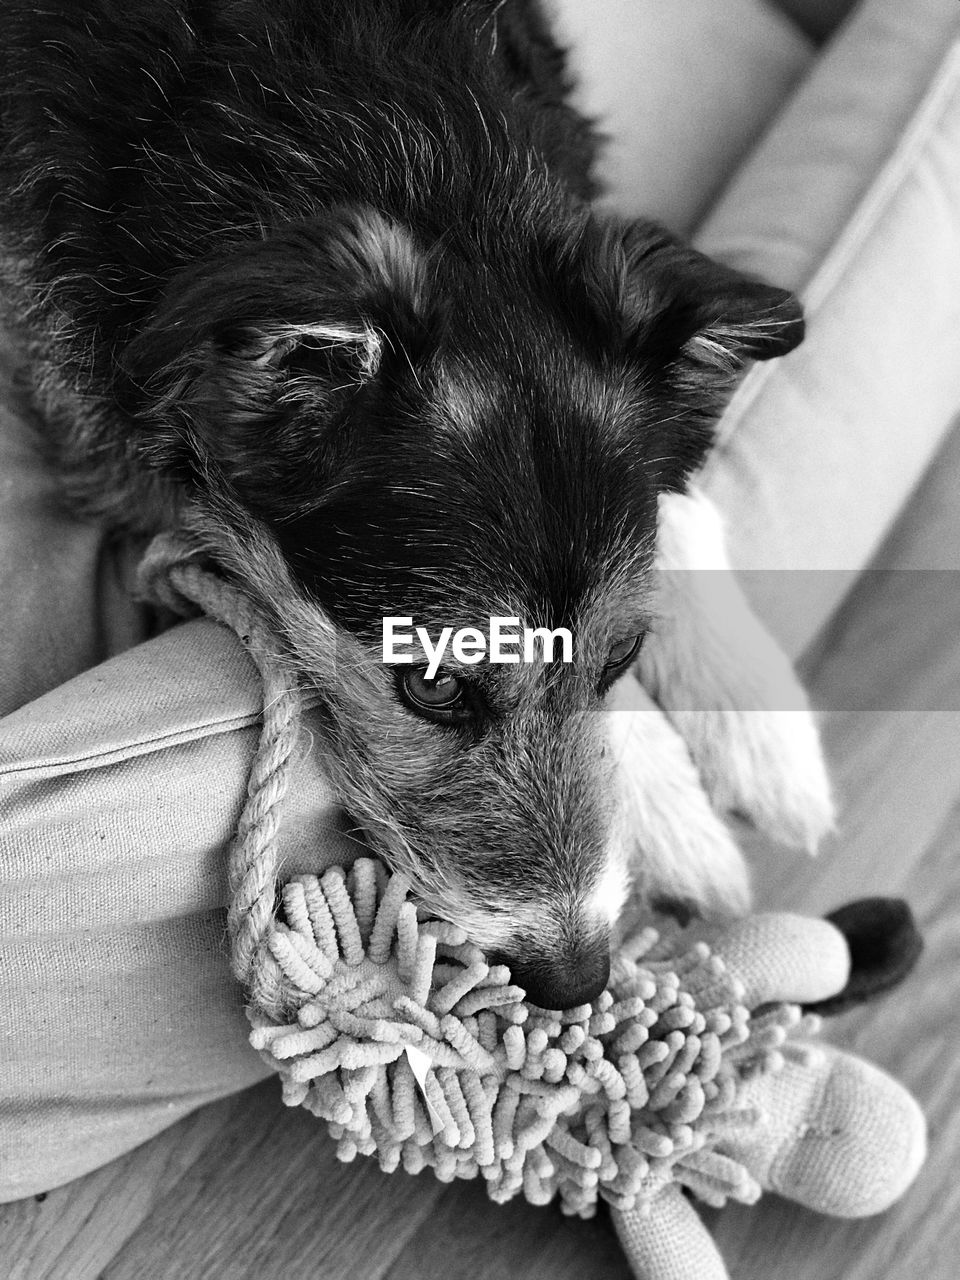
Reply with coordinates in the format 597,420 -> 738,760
0,0 -> 804,1008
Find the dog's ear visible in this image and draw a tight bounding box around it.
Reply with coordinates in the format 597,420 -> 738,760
120,206 -> 439,497
584,219 -> 805,491
620,219 -> 805,366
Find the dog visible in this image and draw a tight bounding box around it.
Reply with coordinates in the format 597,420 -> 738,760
0,0 -> 820,1009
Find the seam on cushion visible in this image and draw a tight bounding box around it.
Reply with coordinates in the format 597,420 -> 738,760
699,38 -> 960,481
0,711 -> 261,781
0,693 -> 322,781
801,40 -> 960,311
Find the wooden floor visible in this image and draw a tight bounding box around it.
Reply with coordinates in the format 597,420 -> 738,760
3,424 -> 960,1280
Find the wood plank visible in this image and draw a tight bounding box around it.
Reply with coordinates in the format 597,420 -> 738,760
3,1098 -> 243,1280
99,1081 -> 446,1280
384,1172 -> 631,1280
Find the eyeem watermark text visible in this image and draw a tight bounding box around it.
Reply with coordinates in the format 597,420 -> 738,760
383,617 -> 573,678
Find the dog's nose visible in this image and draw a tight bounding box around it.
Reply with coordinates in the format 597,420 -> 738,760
508,942 -> 611,1011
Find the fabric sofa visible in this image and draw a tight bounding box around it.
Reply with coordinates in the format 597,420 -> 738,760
2,0 -> 959,1201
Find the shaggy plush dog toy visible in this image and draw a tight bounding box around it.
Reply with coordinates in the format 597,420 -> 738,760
250,863 -> 925,1280
138,493 -> 926,1280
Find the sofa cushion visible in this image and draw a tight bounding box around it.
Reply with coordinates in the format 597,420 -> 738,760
0,341 -> 158,718
694,0 -> 960,655
695,0 -> 960,290
0,618 -> 362,1200
549,0 -> 814,236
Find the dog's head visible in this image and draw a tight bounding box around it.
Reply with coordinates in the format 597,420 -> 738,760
123,203 -> 803,1008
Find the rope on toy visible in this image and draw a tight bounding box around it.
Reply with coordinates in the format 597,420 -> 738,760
136,534 -> 822,1221
138,533 -> 300,1015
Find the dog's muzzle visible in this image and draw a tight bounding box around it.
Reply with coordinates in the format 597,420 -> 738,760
506,935 -> 611,1011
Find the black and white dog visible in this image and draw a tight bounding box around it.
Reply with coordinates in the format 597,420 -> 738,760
0,0 -> 828,1008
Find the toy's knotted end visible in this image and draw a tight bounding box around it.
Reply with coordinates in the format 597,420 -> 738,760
805,897 -> 924,1017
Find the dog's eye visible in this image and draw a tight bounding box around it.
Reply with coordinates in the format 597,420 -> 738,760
398,667 -> 468,722
604,635 -> 643,671
598,634 -> 643,695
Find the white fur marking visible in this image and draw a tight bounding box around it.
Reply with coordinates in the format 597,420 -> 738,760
607,674 -> 751,917
637,486 -> 836,853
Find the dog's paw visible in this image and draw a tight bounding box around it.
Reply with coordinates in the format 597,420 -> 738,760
607,675 -> 752,919
664,708 -> 835,853
637,486 -> 835,852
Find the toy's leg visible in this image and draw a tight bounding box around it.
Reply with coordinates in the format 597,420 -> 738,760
612,1184 -> 729,1280
735,1043 -> 927,1217
636,486 -> 835,853
695,910 -> 851,1007
693,911 -> 926,1217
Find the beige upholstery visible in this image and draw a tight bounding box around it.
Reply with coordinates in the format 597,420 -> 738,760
697,1 -> 960,653
0,346 -> 155,718
0,619 -> 366,1199
549,0 -> 815,236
